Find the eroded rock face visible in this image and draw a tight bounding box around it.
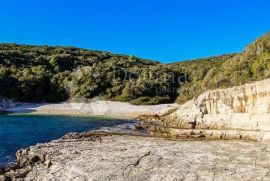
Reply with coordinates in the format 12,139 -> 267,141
142,79 -> 270,141
201,79 -> 270,114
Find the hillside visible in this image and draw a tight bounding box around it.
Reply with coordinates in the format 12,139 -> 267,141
171,31 -> 270,103
0,44 -> 179,104
0,32 -> 270,105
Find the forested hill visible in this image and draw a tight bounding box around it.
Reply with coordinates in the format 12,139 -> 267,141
171,31 -> 270,103
0,44 -> 180,104
0,32 -> 270,105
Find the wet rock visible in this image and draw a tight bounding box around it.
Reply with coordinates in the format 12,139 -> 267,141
62,132 -> 106,142
16,149 -> 30,166
62,132 -> 83,139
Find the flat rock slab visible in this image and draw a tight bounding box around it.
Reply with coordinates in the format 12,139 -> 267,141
23,135 -> 270,181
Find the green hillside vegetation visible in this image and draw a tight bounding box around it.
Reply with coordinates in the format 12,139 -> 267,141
0,44 -> 180,104
174,32 -> 270,103
0,32 -> 270,105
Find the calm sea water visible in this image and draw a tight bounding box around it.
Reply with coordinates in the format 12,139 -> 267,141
0,114 -> 134,166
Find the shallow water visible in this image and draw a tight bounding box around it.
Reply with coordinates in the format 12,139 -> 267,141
0,114 -> 134,166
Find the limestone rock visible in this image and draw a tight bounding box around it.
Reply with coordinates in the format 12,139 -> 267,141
5,134 -> 270,181
144,79 -> 270,141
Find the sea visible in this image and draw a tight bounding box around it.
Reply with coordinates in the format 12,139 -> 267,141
0,114 -> 135,166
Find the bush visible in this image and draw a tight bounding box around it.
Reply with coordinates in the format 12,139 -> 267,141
131,96 -> 171,105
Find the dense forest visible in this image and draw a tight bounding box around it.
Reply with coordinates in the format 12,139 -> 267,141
0,32 -> 270,104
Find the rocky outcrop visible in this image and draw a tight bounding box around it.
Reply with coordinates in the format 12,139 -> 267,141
0,147 -> 50,180
139,79 -> 270,141
1,133 -> 270,181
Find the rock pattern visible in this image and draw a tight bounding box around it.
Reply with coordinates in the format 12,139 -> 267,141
1,133 -> 270,181
139,79 -> 270,141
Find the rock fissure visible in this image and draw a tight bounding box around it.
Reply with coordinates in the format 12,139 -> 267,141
132,151 -> 151,167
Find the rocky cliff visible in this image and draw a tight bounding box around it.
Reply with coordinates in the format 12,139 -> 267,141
139,79 -> 270,141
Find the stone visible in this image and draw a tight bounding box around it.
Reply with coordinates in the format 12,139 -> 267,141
6,135 -> 270,180
0,175 -> 7,181
44,159 -> 52,168
143,78 -> 270,141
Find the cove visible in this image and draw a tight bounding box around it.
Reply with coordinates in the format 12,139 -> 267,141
0,114 -> 134,166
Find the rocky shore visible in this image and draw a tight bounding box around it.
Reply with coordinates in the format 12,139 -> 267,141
2,79 -> 270,180
1,132 -> 270,181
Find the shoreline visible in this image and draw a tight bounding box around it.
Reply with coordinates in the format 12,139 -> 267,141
3,112 -> 135,121
3,90 -> 270,180
4,101 -> 177,119
1,100 -> 173,170
0,115 -> 142,170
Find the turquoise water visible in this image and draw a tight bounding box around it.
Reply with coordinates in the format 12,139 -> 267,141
0,114 -> 134,166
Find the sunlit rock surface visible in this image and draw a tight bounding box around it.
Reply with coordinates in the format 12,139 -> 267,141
140,79 -> 270,141
2,134 -> 270,181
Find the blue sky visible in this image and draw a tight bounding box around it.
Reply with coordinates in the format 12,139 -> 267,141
0,0 -> 270,63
